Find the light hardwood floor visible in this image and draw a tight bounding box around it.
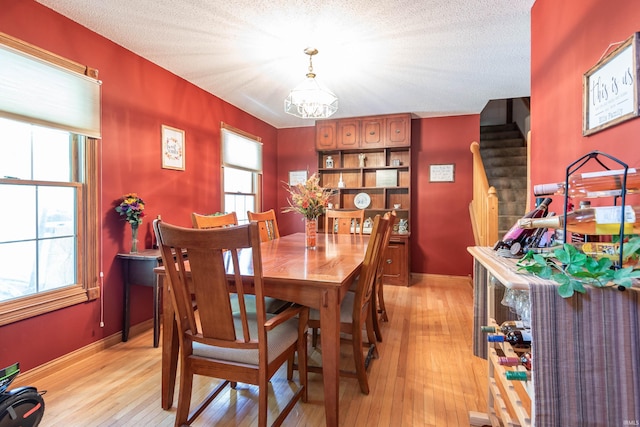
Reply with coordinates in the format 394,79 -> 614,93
16,274 -> 488,426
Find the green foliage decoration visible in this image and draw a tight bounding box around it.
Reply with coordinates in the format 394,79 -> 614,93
516,237 -> 640,298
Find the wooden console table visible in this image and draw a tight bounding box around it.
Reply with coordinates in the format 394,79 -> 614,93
116,249 -> 162,347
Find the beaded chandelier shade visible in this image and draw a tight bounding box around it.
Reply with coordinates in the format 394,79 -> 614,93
284,47 -> 338,119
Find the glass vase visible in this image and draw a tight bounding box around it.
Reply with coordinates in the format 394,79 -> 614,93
305,218 -> 317,249
130,223 -> 139,253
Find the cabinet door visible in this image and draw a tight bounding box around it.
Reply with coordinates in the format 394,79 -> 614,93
385,114 -> 411,147
382,242 -> 404,284
316,121 -> 337,150
337,120 -> 360,149
361,117 -> 385,148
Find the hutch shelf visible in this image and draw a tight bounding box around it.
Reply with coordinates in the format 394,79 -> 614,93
316,113 -> 412,286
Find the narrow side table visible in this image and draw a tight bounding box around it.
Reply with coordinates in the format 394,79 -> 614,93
116,249 -> 162,347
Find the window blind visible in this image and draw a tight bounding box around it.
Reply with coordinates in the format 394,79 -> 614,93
221,127 -> 262,172
0,44 -> 101,138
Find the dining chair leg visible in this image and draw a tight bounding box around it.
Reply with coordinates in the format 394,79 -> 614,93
378,280 -> 388,322
365,310 -> 378,359
287,354 -> 294,380
372,279 -> 384,342
175,369 -> 194,427
351,324 -> 370,395
299,331 -> 309,402
258,374 -> 268,427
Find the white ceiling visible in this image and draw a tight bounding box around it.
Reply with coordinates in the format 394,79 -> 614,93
36,0 -> 535,129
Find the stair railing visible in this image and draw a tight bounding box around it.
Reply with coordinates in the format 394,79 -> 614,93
469,141 -> 499,246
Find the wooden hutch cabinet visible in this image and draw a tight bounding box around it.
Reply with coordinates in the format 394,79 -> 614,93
315,121 -> 337,150
316,113 -> 412,286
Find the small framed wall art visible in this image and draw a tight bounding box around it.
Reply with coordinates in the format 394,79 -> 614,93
288,170 -> 308,186
161,125 -> 185,170
429,164 -> 455,182
583,32 -> 640,136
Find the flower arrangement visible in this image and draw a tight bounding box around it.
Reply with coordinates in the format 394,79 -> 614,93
282,173 -> 333,220
115,193 -> 146,226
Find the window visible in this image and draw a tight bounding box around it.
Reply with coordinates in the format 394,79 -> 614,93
0,32 -> 100,326
223,167 -> 258,223
221,124 -> 263,223
0,119 -> 81,301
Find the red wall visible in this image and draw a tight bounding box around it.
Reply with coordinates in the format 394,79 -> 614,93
0,0 -> 279,371
275,127 -> 317,236
412,116 -> 479,276
531,0 -> 640,207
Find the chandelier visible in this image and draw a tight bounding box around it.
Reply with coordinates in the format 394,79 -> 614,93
284,47 -> 338,119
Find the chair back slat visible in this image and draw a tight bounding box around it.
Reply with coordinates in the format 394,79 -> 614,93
324,209 -> 365,234
247,209 -> 280,242
155,220 -> 263,348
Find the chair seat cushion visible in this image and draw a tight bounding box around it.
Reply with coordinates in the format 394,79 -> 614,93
193,312 -> 299,365
309,291 -> 355,324
230,294 -> 290,314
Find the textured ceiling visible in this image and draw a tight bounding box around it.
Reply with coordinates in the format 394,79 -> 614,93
36,0 -> 535,129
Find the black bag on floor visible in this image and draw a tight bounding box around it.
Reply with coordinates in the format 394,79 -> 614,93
0,363 -> 45,427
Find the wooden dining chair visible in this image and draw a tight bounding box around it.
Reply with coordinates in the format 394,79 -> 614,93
308,214 -> 390,395
324,209 -> 365,234
154,220 -> 309,427
191,211 -> 238,229
192,211 -> 289,314
372,211 -> 397,342
247,209 -> 280,242
246,209 -> 291,314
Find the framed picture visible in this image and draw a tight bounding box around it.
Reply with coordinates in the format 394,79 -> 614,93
288,170 -> 307,185
583,32 -> 640,135
161,125 -> 185,170
429,164 -> 455,182
375,169 -> 398,187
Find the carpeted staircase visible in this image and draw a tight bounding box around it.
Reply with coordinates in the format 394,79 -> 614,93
479,123 -> 528,237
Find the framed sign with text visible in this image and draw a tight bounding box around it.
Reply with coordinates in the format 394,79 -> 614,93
429,164 -> 455,182
288,170 -> 307,186
583,32 -> 640,136
161,125 -> 185,170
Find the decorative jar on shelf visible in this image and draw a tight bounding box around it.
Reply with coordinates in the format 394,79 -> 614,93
326,156 -> 334,169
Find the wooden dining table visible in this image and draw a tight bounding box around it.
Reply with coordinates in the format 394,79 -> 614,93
156,231 -> 369,427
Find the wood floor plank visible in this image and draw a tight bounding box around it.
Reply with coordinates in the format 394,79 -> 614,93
15,274 -> 488,427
